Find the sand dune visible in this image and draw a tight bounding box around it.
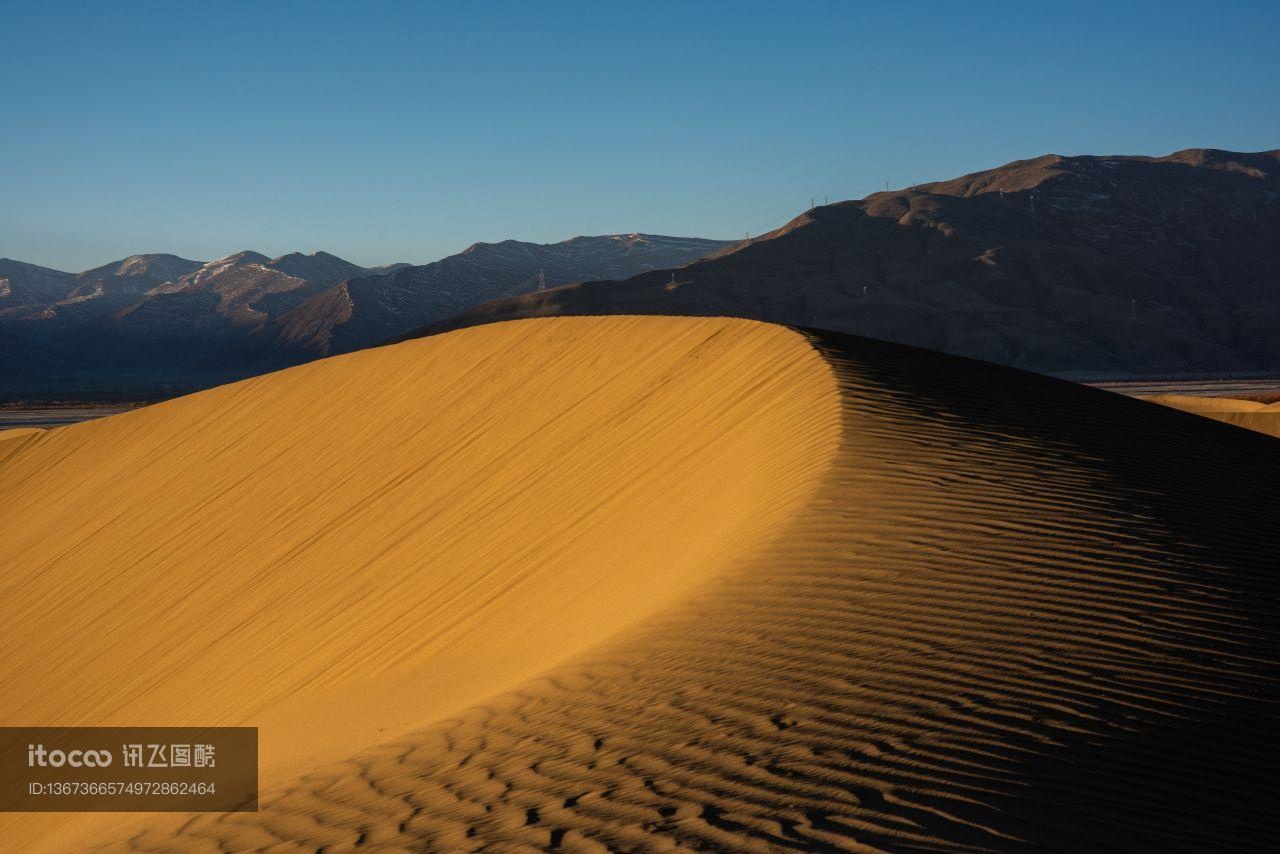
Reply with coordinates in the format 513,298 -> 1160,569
1142,393 -> 1280,438
2,317 -> 1278,851
0,317 -> 838,849
0,427 -> 41,444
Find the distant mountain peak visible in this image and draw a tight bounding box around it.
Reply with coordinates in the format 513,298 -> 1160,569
426,147 -> 1280,379
906,147 -> 1280,200
0,258 -> 69,275
88,253 -> 203,278
270,250 -> 344,263
271,232 -> 733,358
219,250 -> 272,265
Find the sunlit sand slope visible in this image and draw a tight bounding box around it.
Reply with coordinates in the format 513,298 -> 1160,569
0,317 -> 839,848
6,319 -> 1280,852
1143,393 -> 1280,438
0,427 -> 41,444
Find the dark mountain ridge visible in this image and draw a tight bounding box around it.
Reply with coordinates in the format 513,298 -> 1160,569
423,148 -> 1280,377
0,235 -> 730,400
0,259 -> 78,314
273,233 -> 733,358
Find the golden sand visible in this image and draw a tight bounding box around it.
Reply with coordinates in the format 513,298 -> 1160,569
0,317 -> 839,850
2,317 -> 1278,851
0,427 -> 42,444
1142,393 -> 1280,438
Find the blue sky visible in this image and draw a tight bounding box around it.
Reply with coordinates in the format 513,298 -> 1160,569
2,0 -> 1277,271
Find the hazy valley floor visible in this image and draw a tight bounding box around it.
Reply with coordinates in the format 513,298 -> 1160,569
1092,377 -> 1280,398
1,317 -> 1278,852
0,405 -> 139,431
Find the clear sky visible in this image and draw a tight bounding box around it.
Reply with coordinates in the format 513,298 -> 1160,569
3,0 -> 1278,272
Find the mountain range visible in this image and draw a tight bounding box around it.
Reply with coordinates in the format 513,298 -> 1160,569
428,148 -> 1280,377
0,235 -> 730,399
5,147 -> 1279,400
272,234 -> 732,358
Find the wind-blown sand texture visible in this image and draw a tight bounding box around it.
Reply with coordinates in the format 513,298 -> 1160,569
2,316 -> 1278,852
1142,393 -> 1280,439
0,427 -> 42,444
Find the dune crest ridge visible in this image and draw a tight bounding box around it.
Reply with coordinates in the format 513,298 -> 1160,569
4,317 -> 1280,852
0,317 -> 841,849
0,427 -> 41,445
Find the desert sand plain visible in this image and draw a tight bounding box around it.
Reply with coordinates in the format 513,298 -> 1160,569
1,316 -> 1278,852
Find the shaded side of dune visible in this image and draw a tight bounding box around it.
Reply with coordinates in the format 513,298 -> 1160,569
103,325 -> 1280,853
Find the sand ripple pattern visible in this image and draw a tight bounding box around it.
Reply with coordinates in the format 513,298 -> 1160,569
89,327 -> 1280,852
